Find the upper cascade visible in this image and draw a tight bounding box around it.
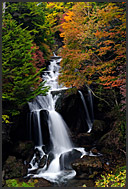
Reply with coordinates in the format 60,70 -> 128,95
43,54 -> 67,92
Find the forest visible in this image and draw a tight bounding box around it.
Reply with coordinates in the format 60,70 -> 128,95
2,2 -> 126,187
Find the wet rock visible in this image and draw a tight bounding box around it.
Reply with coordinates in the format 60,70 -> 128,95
47,152 -> 54,167
34,149 -> 41,162
28,168 -> 38,175
39,155 -> 47,168
91,148 -> 98,155
55,89 -> 89,134
40,110 -> 50,147
3,156 -> 27,179
34,178 -> 52,187
59,149 -> 82,170
50,56 -> 61,59
72,155 -> 103,176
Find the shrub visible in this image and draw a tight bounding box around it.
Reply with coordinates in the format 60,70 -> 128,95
6,179 -> 38,187
95,166 -> 126,187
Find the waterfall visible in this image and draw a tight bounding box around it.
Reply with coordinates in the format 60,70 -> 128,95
48,110 -> 72,154
53,52 -> 57,57
88,89 -> 94,124
78,90 -> 93,133
27,53 -> 87,183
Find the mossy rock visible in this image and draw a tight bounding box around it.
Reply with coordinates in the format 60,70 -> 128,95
3,156 -> 27,179
72,156 -> 103,176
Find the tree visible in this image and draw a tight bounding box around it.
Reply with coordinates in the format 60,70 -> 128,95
5,2 -> 54,59
2,14 -> 49,116
59,2 -> 126,95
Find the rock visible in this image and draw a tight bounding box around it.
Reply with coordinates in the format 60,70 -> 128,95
2,123 -> 13,163
3,156 -> 27,179
59,149 -> 82,170
76,133 -> 94,146
34,178 -> 52,187
2,171 -> 5,187
34,148 -> 41,159
88,171 -> 99,179
28,168 -> 39,175
39,155 -> 47,168
56,47 -> 63,55
40,110 -> 50,148
65,178 -> 94,187
10,104 -> 29,142
12,141 -> 34,163
55,89 -> 89,134
97,132 -> 111,150
47,152 -> 54,167
50,56 -> 61,60
72,156 -> 103,176
77,170 -> 98,179
92,120 -> 106,136
91,148 -> 98,155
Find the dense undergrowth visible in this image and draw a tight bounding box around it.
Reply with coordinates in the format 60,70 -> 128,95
95,165 -> 126,187
5,179 -> 38,187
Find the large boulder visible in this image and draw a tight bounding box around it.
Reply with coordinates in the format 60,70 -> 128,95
59,149 -> 82,170
72,155 -> 103,177
55,89 -> 89,134
39,155 -> 47,168
47,152 -> 55,168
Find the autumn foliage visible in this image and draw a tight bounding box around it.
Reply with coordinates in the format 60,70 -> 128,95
58,2 -> 126,109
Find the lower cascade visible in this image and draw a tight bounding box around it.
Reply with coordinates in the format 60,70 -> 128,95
27,54 -> 93,184
78,90 -> 93,133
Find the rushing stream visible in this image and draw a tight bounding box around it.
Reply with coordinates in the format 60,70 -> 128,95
27,54 -> 94,184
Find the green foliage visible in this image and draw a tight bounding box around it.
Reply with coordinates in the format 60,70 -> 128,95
117,111 -> 126,147
110,104 -> 126,148
2,115 -> 10,124
5,2 -> 54,58
6,179 -> 38,187
95,166 -> 126,187
65,87 -> 77,96
2,14 -> 49,116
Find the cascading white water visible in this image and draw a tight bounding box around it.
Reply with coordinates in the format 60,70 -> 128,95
36,111 -> 43,146
48,110 -> 72,154
88,89 -> 94,124
27,53 -> 89,183
78,90 -> 93,133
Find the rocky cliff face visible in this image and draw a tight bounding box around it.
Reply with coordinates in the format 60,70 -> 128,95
3,87 -> 125,187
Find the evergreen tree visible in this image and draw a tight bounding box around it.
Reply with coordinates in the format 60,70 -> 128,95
5,2 -> 54,59
2,14 -> 49,116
